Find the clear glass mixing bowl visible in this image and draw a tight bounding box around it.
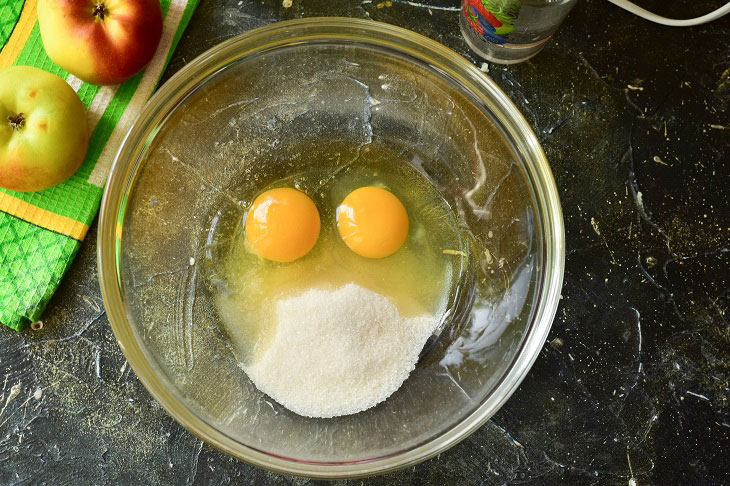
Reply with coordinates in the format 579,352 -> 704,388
98,18 -> 564,478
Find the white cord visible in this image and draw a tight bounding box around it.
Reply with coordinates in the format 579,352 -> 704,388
606,0 -> 730,26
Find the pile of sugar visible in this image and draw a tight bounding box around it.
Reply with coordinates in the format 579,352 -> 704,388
242,283 -> 439,418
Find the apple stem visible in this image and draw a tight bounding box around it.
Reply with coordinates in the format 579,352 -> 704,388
8,113 -> 25,131
92,3 -> 108,20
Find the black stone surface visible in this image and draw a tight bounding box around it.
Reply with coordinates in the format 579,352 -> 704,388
1,0 -> 729,484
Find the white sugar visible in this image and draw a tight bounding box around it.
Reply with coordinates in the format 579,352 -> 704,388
242,283 -> 439,418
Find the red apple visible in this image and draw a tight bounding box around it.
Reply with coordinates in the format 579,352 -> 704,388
38,0 -> 163,86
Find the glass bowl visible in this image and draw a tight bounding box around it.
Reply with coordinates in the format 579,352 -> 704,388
98,18 -> 564,478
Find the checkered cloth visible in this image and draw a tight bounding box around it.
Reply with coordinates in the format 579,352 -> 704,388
0,0 -> 198,329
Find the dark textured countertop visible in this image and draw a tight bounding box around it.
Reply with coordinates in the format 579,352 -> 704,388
2,0 -> 729,484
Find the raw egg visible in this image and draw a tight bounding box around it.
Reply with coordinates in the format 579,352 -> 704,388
245,187 -> 320,262
336,186 -> 409,258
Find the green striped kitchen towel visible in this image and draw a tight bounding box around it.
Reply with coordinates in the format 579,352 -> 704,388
0,0 -> 199,330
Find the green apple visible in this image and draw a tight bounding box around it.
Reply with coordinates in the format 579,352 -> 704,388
0,66 -> 89,192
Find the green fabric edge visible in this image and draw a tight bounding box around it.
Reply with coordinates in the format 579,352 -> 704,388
0,0 -> 25,51
0,213 -> 80,330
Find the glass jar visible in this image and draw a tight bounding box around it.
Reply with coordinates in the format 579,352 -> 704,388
460,0 -> 579,64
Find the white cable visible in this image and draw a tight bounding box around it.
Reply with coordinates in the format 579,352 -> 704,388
606,0 -> 730,26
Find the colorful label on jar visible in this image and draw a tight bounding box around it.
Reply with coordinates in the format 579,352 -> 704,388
463,0 -> 521,44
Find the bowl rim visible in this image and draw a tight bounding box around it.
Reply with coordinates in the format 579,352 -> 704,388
98,17 -> 565,478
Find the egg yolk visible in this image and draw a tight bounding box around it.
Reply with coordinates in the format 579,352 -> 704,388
245,187 -> 321,262
336,186 -> 409,258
